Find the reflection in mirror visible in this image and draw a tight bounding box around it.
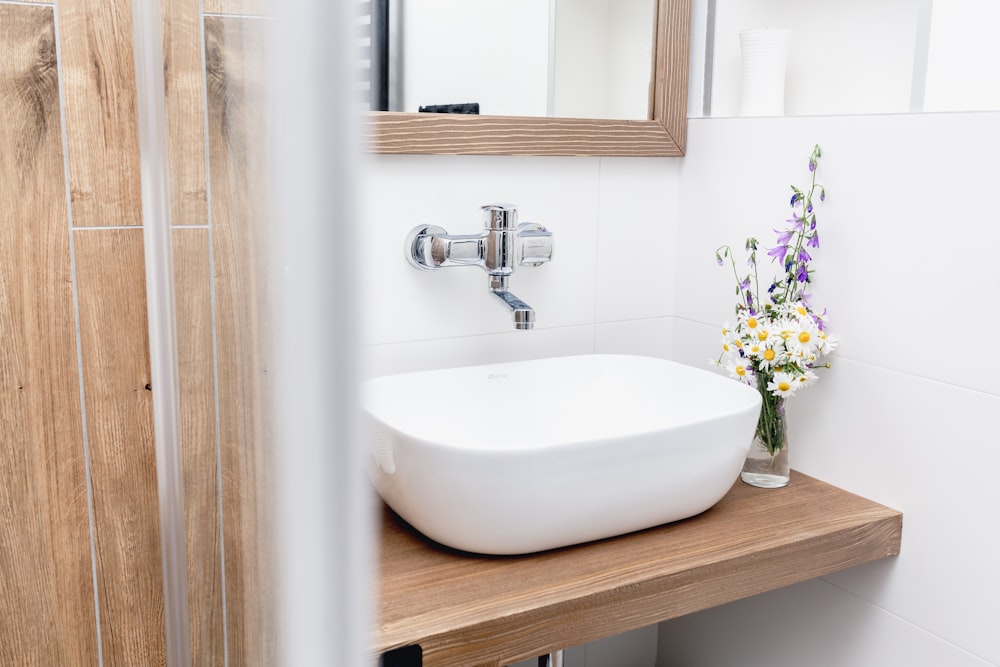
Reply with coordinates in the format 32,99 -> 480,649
367,0 -> 692,156
702,0 -> 1000,117
373,0 -> 655,120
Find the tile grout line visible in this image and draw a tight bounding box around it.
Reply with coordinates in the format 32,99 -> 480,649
672,315 -> 1000,397
71,225 -> 210,230
52,0 -> 104,662
818,576 -> 995,666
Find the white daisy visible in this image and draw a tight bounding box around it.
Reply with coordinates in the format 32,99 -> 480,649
725,356 -> 753,383
767,371 -> 798,397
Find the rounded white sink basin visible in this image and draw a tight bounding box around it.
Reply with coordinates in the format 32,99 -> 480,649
361,354 -> 761,555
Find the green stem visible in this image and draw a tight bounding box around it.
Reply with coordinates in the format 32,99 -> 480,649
755,373 -> 786,457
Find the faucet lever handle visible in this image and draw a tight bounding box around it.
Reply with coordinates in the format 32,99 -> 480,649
517,222 -> 553,267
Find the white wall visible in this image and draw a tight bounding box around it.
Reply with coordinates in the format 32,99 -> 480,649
402,0 -> 550,115
710,0 -> 920,117
402,0 -> 654,119
552,0 -> 654,119
658,113 -> 1000,666
359,154 -> 679,379
924,0 -> 1000,112
704,0 -> 1000,117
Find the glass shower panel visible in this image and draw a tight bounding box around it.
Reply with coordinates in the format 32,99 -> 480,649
133,1 -> 372,664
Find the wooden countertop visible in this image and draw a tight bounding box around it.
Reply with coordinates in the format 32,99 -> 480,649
377,471 -> 902,667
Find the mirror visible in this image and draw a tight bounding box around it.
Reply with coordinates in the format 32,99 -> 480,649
366,0 -> 691,156
379,0 -> 655,120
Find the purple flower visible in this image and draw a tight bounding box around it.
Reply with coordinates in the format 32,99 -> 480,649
787,215 -> 807,230
775,229 -> 793,245
812,308 -> 828,331
797,249 -> 812,263
768,244 -> 788,264
807,232 -> 820,248
796,264 -> 809,283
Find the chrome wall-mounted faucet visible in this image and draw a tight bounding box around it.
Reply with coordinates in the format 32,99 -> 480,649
405,204 -> 553,330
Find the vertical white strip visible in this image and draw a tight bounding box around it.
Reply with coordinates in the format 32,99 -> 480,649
130,1 -> 192,665
272,1 -> 372,665
547,0 -> 557,117
701,0 -> 716,117
687,0 -> 709,119
910,0 -> 934,113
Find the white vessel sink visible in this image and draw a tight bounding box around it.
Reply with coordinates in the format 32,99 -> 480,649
361,354 -> 761,555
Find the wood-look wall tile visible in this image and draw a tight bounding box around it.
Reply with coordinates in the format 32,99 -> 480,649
73,228 -> 166,664
172,227 -> 225,665
0,6 -> 98,664
204,15 -> 276,665
163,0 -> 208,227
56,0 -> 143,227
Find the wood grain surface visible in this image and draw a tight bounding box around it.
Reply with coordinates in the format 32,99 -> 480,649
56,0 -> 143,227
173,228 -> 225,665
2,1 -> 273,662
163,0 -> 209,228
74,229 -> 166,664
0,5 -> 99,664
370,114 -> 685,157
378,471 -> 902,667
205,15 -> 276,665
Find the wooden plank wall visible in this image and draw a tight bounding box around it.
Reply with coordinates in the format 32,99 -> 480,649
0,5 -> 98,664
0,0 -> 270,663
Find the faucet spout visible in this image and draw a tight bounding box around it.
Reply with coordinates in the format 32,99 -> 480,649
489,276 -> 535,330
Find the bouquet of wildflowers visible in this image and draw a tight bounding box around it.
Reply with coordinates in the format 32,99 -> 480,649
712,145 -> 837,460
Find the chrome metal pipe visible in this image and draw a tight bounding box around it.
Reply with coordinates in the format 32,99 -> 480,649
489,275 -> 535,330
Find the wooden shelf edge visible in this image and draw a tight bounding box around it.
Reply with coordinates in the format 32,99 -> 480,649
377,471 -> 902,667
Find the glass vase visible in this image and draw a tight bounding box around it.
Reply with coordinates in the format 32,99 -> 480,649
741,391 -> 790,488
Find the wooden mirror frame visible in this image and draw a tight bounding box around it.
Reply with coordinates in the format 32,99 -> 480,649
367,0 -> 690,157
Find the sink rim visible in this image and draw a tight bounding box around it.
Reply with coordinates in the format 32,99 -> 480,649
362,353 -> 762,555
362,353 -> 761,452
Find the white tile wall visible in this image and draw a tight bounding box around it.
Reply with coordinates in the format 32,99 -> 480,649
662,114 -> 1000,666
595,158 -> 679,322
359,155 -> 600,344
362,112 -> 1000,667
657,578 -> 994,667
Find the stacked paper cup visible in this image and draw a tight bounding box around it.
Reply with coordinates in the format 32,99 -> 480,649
739,29 -> 790,117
